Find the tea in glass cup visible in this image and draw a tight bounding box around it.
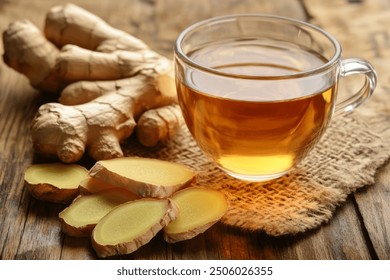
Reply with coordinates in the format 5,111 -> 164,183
174,15 -> 376,181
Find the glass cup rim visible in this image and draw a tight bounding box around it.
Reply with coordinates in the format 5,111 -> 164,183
174,14 -> 342,80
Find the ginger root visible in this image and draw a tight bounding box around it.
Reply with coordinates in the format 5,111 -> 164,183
59,188 -> 139,237
24,163 -> 88,204
92,198 -> 179,258
88,157 -> 196,198
136,104 -> 184,147
2,4 -> 183,163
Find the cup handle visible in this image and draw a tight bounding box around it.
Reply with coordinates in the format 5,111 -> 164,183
334,58 -> 377,116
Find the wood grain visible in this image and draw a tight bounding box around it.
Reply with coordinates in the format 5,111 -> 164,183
0,0 -> 387,260
304,0 -> 390,260
355,163 -> 390,259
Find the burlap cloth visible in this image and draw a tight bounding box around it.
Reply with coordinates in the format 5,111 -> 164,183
123,106 -> 390,235
123,1 -> 390,236
125,1 -> 390,236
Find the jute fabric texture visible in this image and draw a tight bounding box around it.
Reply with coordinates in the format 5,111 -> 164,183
124,113 -> 390,235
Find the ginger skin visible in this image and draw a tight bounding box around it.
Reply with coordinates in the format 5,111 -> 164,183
2,4 -> 182,162
136,104 -> 184,147
92,198 -> 179,258
88,157 -> 196,198
24,163 -> 89,204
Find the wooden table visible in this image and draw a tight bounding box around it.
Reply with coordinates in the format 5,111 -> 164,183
1,0 -> 389,260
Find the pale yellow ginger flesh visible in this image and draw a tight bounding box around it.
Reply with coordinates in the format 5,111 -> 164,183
92,198 -> 178,258
163,187 -> 228,243
23,159 -> 227,257
89,157 -> 195,198
59,188 -> 139,237
78,176 -> 117,194
24,163 -> 88,204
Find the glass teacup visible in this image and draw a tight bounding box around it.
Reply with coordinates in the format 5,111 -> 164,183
174,14 -> 377,182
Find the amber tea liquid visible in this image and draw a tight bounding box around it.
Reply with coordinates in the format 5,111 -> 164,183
177,40 -> 336,180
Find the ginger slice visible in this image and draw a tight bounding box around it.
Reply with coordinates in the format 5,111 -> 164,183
78,177 -> 117,195
92,198 -> 178,258
89,157 -> 195,198
24,163 -> 88,204
59,188 -> 139,237
163,187 -> 228,243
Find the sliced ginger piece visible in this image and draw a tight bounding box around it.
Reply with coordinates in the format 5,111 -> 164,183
163,187 -> 228,243
92,198 -> 178,258
78,176 -> 117,195
89,157 -> 195,198
59,188 -> 139,237
24,163 -> 88,204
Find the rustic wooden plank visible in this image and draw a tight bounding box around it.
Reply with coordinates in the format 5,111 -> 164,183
0,65 -> 37,259
60,236 -> 99,260
0,0 -> 380,260
250,196 -> 372,260
0,0 -> 305,260
303,0 -> 390,260
355,163 -> 390,259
